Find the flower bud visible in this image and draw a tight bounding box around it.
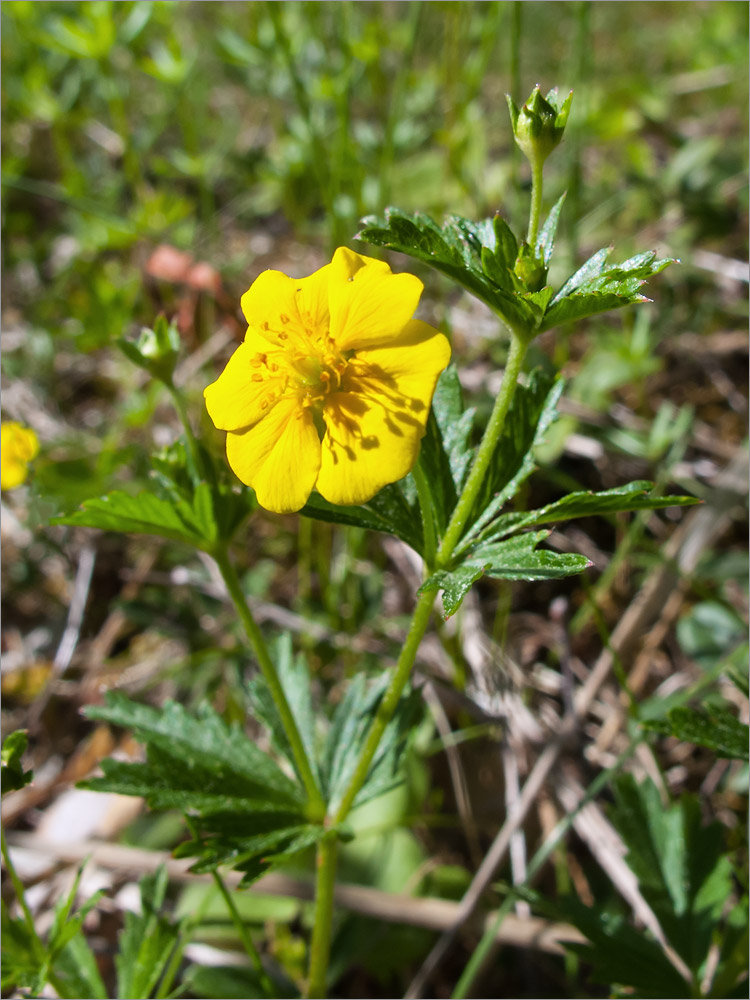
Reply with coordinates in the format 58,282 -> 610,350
507,86 -> 573,166
119,314 -> 181,384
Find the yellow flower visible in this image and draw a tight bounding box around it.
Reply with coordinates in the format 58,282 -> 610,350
1,422 -> 40,490
205,247 -> 451,513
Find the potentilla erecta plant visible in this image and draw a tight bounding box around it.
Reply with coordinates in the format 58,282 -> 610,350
53,86 -> 699,999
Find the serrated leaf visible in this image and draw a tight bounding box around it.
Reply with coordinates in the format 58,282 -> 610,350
644,706 -> 749,761
2,730 -> 33,793
477,481 -> 700,544
301,483 -> 422,554
458,370 -> 564,551
556,897 -> 691,998
323,673 -> 422,812
542,252 -> 675,331
358,208 -> 535,332
83,694 -> 305,808
115,867 -> 182,1000
431,366 -> 475,491
422,532 -> 590,617
536,193 -> 566,265
54,932 -> 108,1000
493,214 -> 519,270
610,775 -> 734,972
248,634 -> 321,789
52,488 -> 212,548
418,565 -> 487,618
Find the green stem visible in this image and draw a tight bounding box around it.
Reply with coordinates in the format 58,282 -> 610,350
412,457 -> 438,570
527,155 -> 545,247
436,332 -> 530,564
306,834 -> 339,999
212,870 -> 275,995
333,588 -> 435,824
307,324 -> 533,992
213,547 -> 325,820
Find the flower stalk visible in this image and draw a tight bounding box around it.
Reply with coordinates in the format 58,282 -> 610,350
213,546 -> 325,821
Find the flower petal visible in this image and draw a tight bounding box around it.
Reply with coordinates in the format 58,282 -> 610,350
328,247 -> 424,351
345,319 -> 451,412
226,398 -> 321,513
316,393 -> 418,507
204,341 -> 286,431
240,263 -> 332,351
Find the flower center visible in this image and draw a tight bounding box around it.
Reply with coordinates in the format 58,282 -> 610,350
249,339 -> 349,414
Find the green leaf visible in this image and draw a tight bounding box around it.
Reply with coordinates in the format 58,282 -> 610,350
323,673 -> 423,813
248,634 -> 321,789
541,250 -> 676,331
301,482 -> 423,554
54,932 -> 108,1000
610,775 -> 734,972
2,730 -> 33,793
83,693 -> 305,810
115,867 -> 182,1000
536,193 -> 566,266
358,208 -> 535,332
422,532 -> 590,617
431,366 -> 476,494
52,487 -> 213,548
644,706 -> 749,761
1,899 -> 44,995
476,481 -> 700,544
554,896 -> 691,998
80,694 -> 318,882
458,370 -> 564,550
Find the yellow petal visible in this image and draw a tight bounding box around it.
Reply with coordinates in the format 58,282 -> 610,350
1,422 -> 39,490
345,319 -> 451,415
204,341 -> 287,431
226,398 -> 321,513
316,391 -> 417,506
240,263 -> 332,351
328,247 -> 424,351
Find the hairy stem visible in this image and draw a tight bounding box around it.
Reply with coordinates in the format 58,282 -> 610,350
213,547 -> 325,820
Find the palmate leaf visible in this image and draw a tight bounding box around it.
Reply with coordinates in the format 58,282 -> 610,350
300,482 -> 422,554
540,249 -> 676,331
644,706 -> 749,762
421,531 -> 591,618
115,867 -> 182,1000
323,671 -> 423,813
473,481 -> 700,546
358,208 -> 674,335
81,694 -> 320,880
610,775 -> 735,974
458,370 -> 564,550
358,208 -> 543,332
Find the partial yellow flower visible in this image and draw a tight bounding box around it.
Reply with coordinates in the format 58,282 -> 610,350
1,422 -> 40,490
205,247 -> 451,513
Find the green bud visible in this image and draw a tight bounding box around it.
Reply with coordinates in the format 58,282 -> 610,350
513,242 -> 547,292
507,86 -> 573,166
119,314 -> 181,384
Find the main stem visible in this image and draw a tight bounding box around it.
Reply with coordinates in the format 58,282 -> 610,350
306,834 -> 339,998
213,546 -> 325,820
305,329 -> 531,995
436,331 -> 530,564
